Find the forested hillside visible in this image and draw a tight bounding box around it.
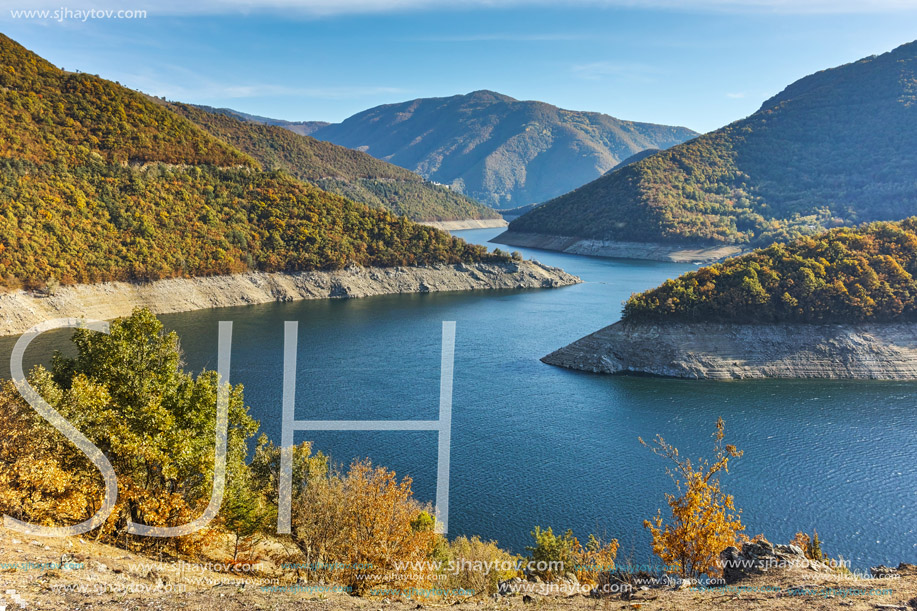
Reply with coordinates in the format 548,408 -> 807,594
0,38 -> 252,168
623,219 -> 917,324
174,104 -> 499,222
0,34 -> 494,289
510,41 -> 917,247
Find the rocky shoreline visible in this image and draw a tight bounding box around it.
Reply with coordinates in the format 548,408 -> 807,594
543,320 -> 917,380
492,230 -> 742,262
419,218 -> 507,231
0,261 -> 579,337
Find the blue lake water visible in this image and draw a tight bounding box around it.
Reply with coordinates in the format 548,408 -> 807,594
5,227 -> 916,568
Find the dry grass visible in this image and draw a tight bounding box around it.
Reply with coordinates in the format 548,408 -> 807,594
0,524 -> 914,611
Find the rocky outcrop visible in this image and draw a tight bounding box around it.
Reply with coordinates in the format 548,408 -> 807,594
0,261 -> 579,337
720,541 -> 834,584
543,320 -> 917,380
491,231 -> 742,263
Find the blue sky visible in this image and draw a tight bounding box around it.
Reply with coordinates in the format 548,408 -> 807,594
1,1 -> 916,132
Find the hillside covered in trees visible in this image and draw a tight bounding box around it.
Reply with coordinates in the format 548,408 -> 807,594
510,41 -> 917,247
173,104 -> 499,222
0,35 -> 496,289
623,219 -> 917,324
198,105 -> 330,136
309,90 -> 696,208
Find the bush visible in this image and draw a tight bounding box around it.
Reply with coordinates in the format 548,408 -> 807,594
526,526 -> 618,584
0,380 -> 99,527
289,459 -> 438,594
440,536 -> 521,596
641,418 -> 744,577
0,308 -> 259,554
527,526 -> 577,581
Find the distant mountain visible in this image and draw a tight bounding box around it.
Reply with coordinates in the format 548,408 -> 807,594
500,202 -> 540,220
0,34 -> 494,288
506,41 -> 917,253
604,148 -> 660,174
198,105 -> 330,136
172,104 -> 499,223
306,91 -> 697,208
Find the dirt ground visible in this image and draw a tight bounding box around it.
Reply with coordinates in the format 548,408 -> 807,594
0,524 -> 914,611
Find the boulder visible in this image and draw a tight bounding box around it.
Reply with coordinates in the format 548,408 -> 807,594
720,540 -> 825,584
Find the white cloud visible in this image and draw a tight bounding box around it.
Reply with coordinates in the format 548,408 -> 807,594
2,0 -> 916,17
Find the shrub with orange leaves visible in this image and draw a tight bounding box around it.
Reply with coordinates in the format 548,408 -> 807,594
791,529 -> 828,563
0,381 -> 101,526
290,459 -> 438,594
641,418 -> 745,577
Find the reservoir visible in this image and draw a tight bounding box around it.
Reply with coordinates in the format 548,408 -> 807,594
6,227 -> 916,568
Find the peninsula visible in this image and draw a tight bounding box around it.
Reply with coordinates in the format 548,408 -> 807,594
545,220 -> 917,379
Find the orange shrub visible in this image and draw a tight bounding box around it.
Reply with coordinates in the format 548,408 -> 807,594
641,418 -> 745,577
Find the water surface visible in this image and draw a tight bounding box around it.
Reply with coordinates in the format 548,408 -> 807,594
5,228 -> 915,567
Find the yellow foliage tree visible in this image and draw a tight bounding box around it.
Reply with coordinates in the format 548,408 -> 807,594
641,418 -> 744,577
0,309 -> 258,556
0,381 -> 100,525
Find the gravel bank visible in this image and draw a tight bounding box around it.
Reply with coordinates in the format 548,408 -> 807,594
0,261 -> 579,337
492,230 -> 742,262
419,218 -> 507,231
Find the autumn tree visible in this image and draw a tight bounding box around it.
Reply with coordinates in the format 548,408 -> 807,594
0,308 -> 259,554
641,418 -> 744,577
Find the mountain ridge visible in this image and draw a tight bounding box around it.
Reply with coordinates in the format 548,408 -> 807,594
173,103 -> 500,222
0,34 -> 500,289
196,105 -> 330,136
300,90 -> 697,208
503,40 -> 917,255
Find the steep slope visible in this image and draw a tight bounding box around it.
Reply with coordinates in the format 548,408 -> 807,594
0,42 -> 252,168
506,41 -> 917,256
0,34 -> 498,289
309,90 -> 697,208
172,104 -> 501,223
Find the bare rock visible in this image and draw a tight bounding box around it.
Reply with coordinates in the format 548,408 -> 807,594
544,320 -> 917,380
720,540 -> 826,584
0,262 -> 580,338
